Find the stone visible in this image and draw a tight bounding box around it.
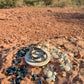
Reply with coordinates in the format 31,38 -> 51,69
63,56 -> 68,61
80,68 -> 84,78
77,40 -> 84,49
64,43 -> 76,52
53,72 -> 57,76
43,69 -> 47,75
52,75 -> 56,79
46,71 -> 53,78
62,72 -> 66,77
57,59 -> 61,63
57,58 -> 64,64
50,64 -> 54,71
56,49 -> 61,53
60,63 -> 65,70
79,50 -> 84,57
0,14 -> 8,20
64,65 -> 70,71
62,53 -> 67,57
46,75 -> 56,82
66,63 -> 73,70
51,75 -> 56,81
67,37 -> 77,42
52,52 -> 59,58
56,38 -> 68,45
46,78 -> 52,82
45,44 -> 49,48
65,59 -> 71,64
40,77 -> 44,81
60,58 -> 64,61
31,71 -> 34,76
37,46 -> 41,48
69,53 -> 74,57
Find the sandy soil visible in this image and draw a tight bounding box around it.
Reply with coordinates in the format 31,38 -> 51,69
0,6 -> 84,84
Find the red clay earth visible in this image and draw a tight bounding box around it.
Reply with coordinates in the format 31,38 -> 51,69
0,6 -> 84,84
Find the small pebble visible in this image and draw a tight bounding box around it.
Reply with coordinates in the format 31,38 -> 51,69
40,77 -> 44,81
60,66 -> 65,70
57,59 -> 61,63
58,47 -> 61,49
57,59 -> 63,63
65,59 -> 71,64
45,44 -> 49,47
31,71 -> 34,76
62,72 -> 66,77
63,56 -> 68,60
37,46 -> 41,48
43,69 -> 47,75
57,49 -> 61,53
51,76 -> 55,82
46,71 -> 53,78
66,63 -> 73,70
64,65 -> 70,71
62,53 -> 67,57
69,53 -> 74,57
60,58 -> 64,62
53,72 -> 57,75
46,78 -> 52,82
50,64 -> 54,71
52,52 -> 59,58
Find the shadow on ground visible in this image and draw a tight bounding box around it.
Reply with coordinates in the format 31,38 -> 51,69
54,12 -> 84,25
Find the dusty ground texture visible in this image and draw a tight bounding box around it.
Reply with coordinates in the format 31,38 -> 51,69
0,6 -> 84,84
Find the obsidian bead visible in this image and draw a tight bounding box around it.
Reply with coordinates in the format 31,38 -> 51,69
16,79 -> 20,84
7,69 -> 12,73
33,77 -> 37,81
13,59 -> 21,64
9,78 -> 16,84
38,80 -> 42,84
44,77 -> 47,80
17,75 -> 23,80
22,73 -> 26,78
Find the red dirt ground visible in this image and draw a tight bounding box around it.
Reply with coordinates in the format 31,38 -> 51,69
0,6 -> 84,84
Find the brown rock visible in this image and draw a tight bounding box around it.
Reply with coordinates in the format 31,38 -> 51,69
64,42 -> 78,52
0,14 -> 8,20
77,41 -> 84,49
79,50 -> 84,57
56,38 -> 68,45
80,68 -> 84,78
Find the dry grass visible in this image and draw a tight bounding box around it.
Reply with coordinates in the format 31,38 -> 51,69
0,0 -> 84,8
